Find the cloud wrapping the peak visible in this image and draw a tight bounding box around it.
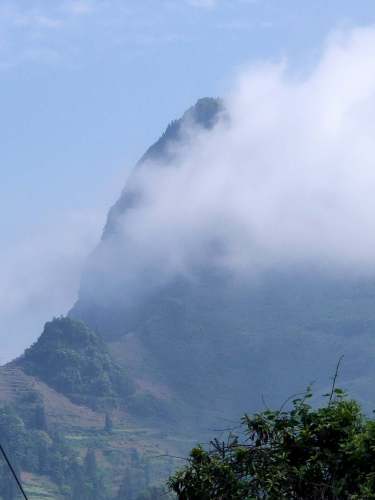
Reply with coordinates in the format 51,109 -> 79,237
92,26 -> 375,302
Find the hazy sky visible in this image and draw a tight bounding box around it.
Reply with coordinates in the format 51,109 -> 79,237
2,0 -> 375,362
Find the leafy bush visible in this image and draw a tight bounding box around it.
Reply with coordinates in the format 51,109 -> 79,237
169,388 -> 375,499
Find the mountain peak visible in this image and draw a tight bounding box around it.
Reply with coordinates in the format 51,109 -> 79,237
139,97 -> 223,165
101,97 -> 223,239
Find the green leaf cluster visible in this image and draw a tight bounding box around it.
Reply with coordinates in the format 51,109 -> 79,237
169,390 -> 375,499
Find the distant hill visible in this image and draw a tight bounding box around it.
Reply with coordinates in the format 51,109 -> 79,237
0,318 -> 185,499
18,317 -> 134,408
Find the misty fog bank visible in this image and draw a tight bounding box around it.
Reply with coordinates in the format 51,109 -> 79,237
80,26 -> 375,310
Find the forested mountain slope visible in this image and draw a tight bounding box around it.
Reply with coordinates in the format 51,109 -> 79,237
71,97 -> 375,425
2,97 -> 375,499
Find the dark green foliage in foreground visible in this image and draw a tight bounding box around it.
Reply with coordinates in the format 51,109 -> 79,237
169,389 -> 375,499
21,317 -> 134,406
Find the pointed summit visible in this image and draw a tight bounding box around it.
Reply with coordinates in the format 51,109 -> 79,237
102,97 -> 224,239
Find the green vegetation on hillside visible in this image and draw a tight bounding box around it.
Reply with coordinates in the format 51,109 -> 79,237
169,389 -> 375,499
0,317 -> 188,499
0,403 -> 107,500
20,317 -> 135,408
0,396 -> 177,499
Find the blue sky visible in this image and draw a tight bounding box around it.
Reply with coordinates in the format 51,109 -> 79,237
1,0 -> 375,361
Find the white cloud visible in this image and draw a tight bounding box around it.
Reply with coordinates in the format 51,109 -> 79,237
87,26 -> 375,307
